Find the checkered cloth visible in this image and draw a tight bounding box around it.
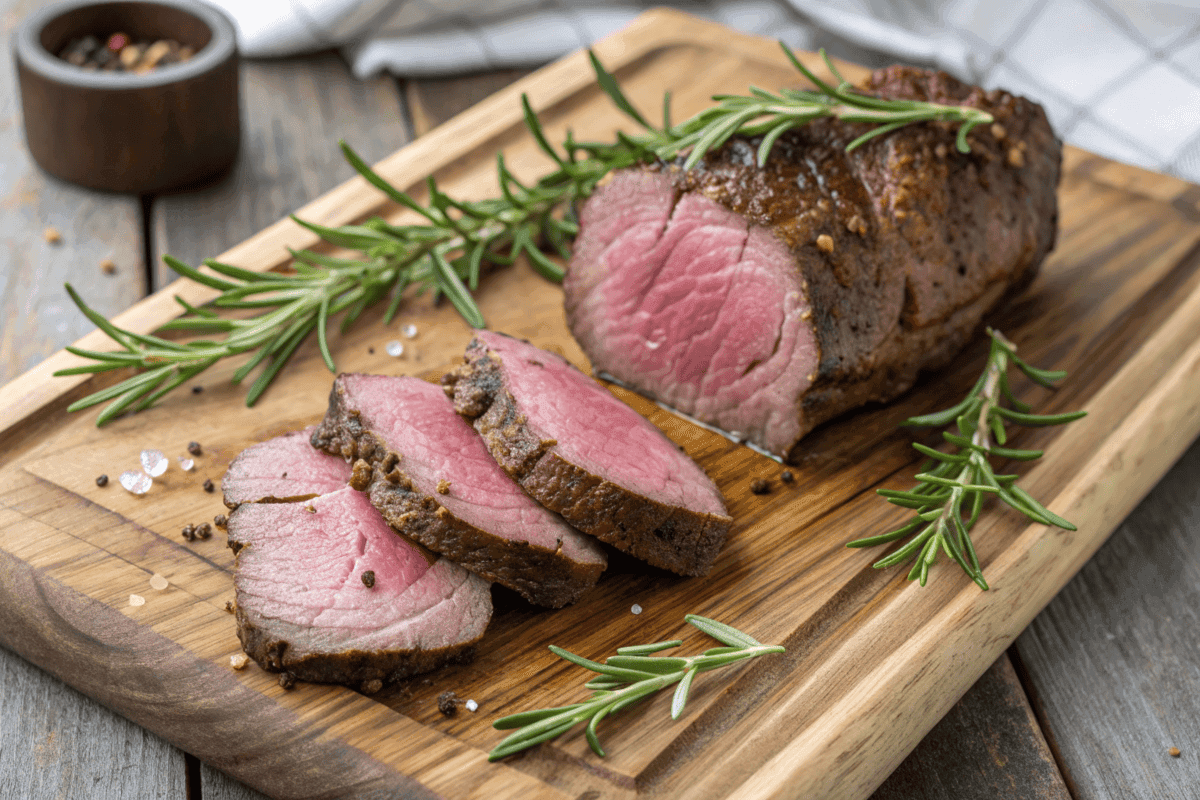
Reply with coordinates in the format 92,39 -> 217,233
203,0 -> 1200,182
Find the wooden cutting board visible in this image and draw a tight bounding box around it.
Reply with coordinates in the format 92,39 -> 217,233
4,10 -> 1200,800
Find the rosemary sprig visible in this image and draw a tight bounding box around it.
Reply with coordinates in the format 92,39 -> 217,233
634,45 -> 993,170
488,615 -> 784,761
847,329 -> 1086,589
58,43 -> 994,424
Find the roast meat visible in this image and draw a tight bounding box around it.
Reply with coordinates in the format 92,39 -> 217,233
312,373 -> 607,608
228,486 -> 491,688
564,66 -> 1060,461
443,330 -> 732,576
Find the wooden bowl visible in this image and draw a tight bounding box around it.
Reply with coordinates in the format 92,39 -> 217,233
14,0 -> 240,194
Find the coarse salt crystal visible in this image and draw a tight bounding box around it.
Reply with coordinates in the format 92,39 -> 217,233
230,653 -> 249,670
402,324 -> 418,339
465,699 -> 478,712
631,604 -> 643,615
385,340 -> 404,357
178,457 -> 195,471
149,573 -> 169,591
129,594 -> 145,607
119,471 -> 152,495
140,449 -> 168,477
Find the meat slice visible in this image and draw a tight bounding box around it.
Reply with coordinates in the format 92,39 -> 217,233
311,374 -> 606,608
443,330 -> 732,576
228,486 -> 491,687
564,66 -> 1060,461
222,428 -> 351,508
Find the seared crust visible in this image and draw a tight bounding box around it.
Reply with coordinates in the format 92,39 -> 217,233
311,378 -> 603,608
231,597 -> 477,688
444,343 -> 731,576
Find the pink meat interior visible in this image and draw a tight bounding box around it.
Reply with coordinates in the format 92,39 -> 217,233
341,374 -> 604,565
233,487 -> 488,651
566,170 -> 818,455
223,428 -> 351,504
476,330 -> 727,517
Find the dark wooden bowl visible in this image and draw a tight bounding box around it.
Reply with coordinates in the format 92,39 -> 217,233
14,0 -> 240,194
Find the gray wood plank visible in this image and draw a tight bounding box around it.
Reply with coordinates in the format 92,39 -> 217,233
1015,435 -> 1200,798
0,645 -> 188,799
870,655 -> 1071,800
405,68 -> 534,137
0,0 -> 145,381
200,763 -> 269,800
0,2 -> 186,799
151,52 -> 410,286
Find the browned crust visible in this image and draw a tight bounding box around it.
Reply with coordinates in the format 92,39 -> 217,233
310,378 -> 603,608
231,600 -> 477,689
444,341 -> 732,576
652,68 -> 1060,462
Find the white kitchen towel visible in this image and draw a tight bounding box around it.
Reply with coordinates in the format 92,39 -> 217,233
201,0 -> 1200,182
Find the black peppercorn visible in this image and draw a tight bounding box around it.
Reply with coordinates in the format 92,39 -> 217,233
750,478 -> 771,495
780,470 -> 794,484
214,514 -> 228,529
191,386 -> 203,395
203,479 -> 214,493
95,474 -> 109,487
437,691 -> 459,717
361,570 -> 376,588
188,441 -> 203,456
278,672 -> 296,690
196,522 -> 212,540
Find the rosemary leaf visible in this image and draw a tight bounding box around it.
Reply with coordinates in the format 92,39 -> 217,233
489,615 -> 783,761
849,329 -> 1085,588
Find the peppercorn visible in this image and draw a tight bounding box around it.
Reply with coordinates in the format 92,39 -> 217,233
278,672 -> 296,690
438,691 -> 459,717
196,522 -> 212,540
203,479 -> 214,493
95,474 -> 109,487
750,478 -> 771,495
214,514 -> 228,529
187,441 -> 202,456
361,570 -> 376,588
780,470 -> 795,484
181,524 -> 195,541
191,386 -> 203,395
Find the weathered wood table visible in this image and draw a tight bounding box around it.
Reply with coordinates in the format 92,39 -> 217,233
2,3 -> 1197,797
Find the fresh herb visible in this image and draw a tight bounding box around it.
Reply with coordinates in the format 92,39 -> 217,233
488,614 -> 784,761
58,44 -> 993,424
847,329 -> 1086,589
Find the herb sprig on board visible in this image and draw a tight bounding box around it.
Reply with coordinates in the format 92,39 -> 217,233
488,615 -> 784,761
847,329 -> 1086,589
58,44 -> 994,424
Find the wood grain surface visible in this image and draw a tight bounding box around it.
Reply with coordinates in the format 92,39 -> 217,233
870,656 -> 1070,800
3,9 -> 1200,800
1014,438 -> 1200,798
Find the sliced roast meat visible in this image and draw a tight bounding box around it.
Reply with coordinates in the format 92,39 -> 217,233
222,428 -> 351,508
227,486 -> 491,687
311,374 -> 606,608
443,330 -> 732,576
564,65 -> 1060,461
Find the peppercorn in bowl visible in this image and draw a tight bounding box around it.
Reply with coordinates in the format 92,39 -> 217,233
14,0 -> 240,193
